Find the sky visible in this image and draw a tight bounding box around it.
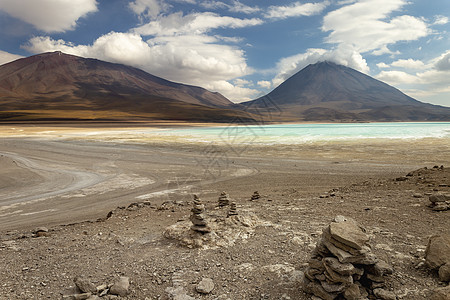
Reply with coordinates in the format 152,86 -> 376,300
0,0 -> 449,107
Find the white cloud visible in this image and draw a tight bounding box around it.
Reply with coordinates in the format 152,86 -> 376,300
0,0 -> 98,32
433,15 -> 449,25
0,50 -> 23,65
23,32 -> 257,101
199,1 -> 260,14
229,1 -> 260,14
391,58 -> 426,69
375,70 -> 418,85
376,62 -> 390,68
265,1 -> 329,20
434,50 -> 450,71
257,80 -> 272,89
129,0 -> 169,20
133,11 -> 263,36
322,0 -> 430,54
270,45 -> 369,87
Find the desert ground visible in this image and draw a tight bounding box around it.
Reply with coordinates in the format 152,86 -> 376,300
0,124 -> 449,300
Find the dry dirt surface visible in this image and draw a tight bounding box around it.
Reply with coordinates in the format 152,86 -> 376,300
1,164 -> 448,299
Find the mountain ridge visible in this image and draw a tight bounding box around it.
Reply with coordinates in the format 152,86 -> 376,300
0,52 -> 256,122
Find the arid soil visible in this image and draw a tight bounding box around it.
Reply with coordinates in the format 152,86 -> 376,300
0,126 -> 449,299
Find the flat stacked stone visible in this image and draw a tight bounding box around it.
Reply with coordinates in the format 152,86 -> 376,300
250,191 -> 260,201
428,193 -> 450,211
190,195 -> 211,233
227,202 -> 238,217
303,216 -> 395,300
218,191 -> 230,207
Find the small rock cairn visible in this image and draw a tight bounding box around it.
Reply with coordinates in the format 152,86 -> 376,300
250,191 -> 260,201
227,202 -> 238,217
218,191 -> 230,207
303,216 -> 395,300
190,195 -> 211,233
428,193 -> 450,211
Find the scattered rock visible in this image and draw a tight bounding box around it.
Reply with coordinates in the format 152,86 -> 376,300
428,194 -> 450,211
74,276 -> 97,294
196,277 -> 214,294
34,227 -> 49,237
109,276 -> 130,297
373,288 -> 397,300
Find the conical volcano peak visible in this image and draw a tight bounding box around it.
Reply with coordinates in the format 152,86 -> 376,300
243,61 -> 450,121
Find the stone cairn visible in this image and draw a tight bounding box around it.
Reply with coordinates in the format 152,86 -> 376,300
303,216 -> 395,300
218,191 -> 231,207
190,195 -> 211,233
427,193 -> 450,211
227,202 -> 238,217
250,191 -> 261,201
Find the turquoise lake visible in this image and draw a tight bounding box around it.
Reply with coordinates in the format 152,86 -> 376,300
161,122 -> 450,144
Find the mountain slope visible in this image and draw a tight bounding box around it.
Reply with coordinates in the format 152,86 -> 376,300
0,52 -> 253,122
244,61 -> 450,121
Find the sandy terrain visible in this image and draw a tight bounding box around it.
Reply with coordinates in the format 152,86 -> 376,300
0,125 -> 449,299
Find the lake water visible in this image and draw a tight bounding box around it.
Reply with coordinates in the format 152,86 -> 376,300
162,122 -> 450,144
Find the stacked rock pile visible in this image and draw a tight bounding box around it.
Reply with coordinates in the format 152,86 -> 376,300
428,193 -> 450,211
303,216 -> 395,300
190,195 -> 211,233
250,191 -> 261,201
218,191 -> 230,207
227,202 -> 238,217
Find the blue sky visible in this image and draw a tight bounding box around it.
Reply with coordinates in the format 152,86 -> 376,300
0,0 -> 449,107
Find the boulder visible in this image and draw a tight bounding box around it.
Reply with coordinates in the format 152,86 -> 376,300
373,288 -> 397,300
425,235 -> 450,269
439,263 -> 450,282
196,277 -> 214,294
109,276 -> 130,297
430,285 -> 450,300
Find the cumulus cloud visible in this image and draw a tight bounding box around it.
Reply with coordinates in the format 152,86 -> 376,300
376,62 -> 390,69
257,80 -> 272,89
322,0 -> 430,54
0,50 -> 23,65
375,70 -> 418,85
270,45 -> 369,87
434,51 -> 450,71
0,0 -> 98,32
265,1 -> 329,19
391,58 -> 426,69
133,11 -> 262,36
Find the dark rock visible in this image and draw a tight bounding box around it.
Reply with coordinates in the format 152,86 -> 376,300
438,263 -> 450,282
109,276 -> 130,297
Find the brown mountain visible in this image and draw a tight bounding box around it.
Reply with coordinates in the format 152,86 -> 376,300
0,52 -> 254,122
244,61 -> 450,122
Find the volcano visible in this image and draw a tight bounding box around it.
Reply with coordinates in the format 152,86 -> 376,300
0,52 -> 253,122
244,61 -> 450,121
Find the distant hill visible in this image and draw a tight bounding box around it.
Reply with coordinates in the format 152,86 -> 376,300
0,52 -> 254,122
244,61 -> 450,122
